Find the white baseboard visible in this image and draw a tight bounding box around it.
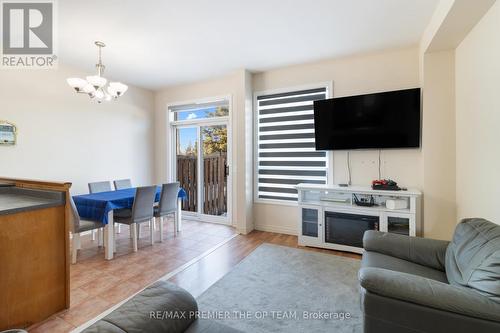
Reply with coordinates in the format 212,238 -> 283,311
254,224 -> 298,236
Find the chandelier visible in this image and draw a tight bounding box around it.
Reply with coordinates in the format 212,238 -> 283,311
67,41 -> 128,103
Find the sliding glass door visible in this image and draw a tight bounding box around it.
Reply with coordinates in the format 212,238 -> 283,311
176,127 -> 199,213
170,98 -> 231,224
201,125 -> 228,218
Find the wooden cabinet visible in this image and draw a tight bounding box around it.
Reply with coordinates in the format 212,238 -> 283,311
0,178 -> 71,330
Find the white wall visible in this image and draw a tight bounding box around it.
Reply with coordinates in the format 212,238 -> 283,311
416,0 -> 498,239
419,0 -> 459,240
252,47 -> 422,234
0,64 -> 155,194
421,50 -> 456,239
455,0 -> 500,224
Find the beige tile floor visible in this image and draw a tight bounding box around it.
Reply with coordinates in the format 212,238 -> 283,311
28,219 -> 237,333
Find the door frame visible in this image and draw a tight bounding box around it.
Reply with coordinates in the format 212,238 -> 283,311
167,95 -> 233,225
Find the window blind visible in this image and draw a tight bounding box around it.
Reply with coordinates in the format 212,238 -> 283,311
256,87 -> 328,201
169,99 -> 228,113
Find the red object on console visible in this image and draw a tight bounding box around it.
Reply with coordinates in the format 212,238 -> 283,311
372,179 -> 400,190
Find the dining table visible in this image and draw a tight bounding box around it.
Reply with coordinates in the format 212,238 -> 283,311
73,186 -> 187,260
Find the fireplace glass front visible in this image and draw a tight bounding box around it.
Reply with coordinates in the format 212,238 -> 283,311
325,211 -> 379,248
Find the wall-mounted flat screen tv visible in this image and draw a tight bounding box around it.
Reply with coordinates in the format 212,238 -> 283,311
313,88 -> 421,150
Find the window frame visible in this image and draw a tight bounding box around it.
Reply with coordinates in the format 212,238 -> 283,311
169,95 -> 231,127
253,82 -> 333,206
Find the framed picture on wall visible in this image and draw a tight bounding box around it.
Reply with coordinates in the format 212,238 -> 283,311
0,121 -> 17,145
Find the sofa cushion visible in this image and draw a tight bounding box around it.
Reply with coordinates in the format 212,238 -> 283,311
82,281 -> 198,333
362,251 -> 448,283
446,218 -> 500,303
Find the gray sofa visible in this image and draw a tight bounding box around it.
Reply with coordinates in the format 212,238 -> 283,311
359,218 -> 500,333
82,281 -> 238,333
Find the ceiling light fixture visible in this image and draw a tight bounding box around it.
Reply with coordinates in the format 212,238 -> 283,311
67,41 -> 128,103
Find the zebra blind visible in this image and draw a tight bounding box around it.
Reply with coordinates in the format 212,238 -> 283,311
256,87 -> 328,202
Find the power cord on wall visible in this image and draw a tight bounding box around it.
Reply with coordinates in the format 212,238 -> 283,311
378,149 -> 382,180
345,150 -> 383,186
347,151 -> 352,185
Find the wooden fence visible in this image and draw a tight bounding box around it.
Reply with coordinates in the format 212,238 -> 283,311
176,153 -> 227,216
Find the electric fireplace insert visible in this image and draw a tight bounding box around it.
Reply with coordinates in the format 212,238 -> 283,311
324,211 -> 379,248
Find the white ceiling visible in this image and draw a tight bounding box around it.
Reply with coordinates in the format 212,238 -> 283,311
58,0 -> 438,90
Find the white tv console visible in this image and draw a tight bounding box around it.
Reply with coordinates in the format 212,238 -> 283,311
296,184 -> 422,254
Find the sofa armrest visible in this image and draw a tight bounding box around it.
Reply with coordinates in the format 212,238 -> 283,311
363,230 -> 449,271
359,267 -> 500,323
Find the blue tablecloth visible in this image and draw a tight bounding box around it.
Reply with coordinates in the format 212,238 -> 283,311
73,187 -> 187,224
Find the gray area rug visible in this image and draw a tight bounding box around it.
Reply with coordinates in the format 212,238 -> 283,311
196,244 -> 362,333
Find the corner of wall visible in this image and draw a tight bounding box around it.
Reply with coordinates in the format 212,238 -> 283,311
418,0 -> 496,238
234,69 -> 255,234
454,0 -> 500,225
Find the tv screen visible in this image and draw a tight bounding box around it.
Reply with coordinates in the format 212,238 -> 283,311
313,88 -> 421,150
